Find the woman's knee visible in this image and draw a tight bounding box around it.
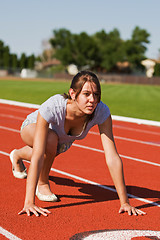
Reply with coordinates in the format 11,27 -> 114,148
21,124 -> 58,156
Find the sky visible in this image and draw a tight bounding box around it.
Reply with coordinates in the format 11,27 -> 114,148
0,0 -> 159,59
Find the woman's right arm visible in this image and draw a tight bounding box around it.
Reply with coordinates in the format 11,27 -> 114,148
18,112 -> 51,217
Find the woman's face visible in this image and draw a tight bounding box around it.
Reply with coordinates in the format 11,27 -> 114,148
74,81 -> 99,115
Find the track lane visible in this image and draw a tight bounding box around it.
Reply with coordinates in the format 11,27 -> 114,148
1,124 -> 159,203
0,102 -> 160,240
0,150 -> 160,240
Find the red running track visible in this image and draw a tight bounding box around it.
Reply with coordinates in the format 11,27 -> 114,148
0,102 -> 160,240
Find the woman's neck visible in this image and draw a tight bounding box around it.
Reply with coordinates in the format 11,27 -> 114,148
66,99 -> 87,120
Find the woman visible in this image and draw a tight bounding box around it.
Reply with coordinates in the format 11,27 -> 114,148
10,71 -> 145,217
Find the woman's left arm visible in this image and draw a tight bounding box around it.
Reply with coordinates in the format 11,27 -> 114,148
98,115 -> 146,216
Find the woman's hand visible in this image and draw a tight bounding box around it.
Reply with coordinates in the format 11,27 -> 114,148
18,203 -> 51,217
119,203 -> 146,216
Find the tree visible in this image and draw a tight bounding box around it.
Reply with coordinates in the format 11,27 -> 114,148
0,40 -> 4,67
50,28 -> 73,65
154,63 -> 160,76
71,32 -> 99,68
3,46 -> 10,69
123,26 -> 150,70
50,28 -> 98,69
27,54 -> 35,69
19,53 -> 26,69
0,39 -> 36,71
11,54 -> 18,70
49,27 -> 150,73
93,29 -> 124,71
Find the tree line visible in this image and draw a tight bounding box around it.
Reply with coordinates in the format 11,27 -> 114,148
50,26 -> 150,73
0,40 -> 35,71
1,26 -> 160,75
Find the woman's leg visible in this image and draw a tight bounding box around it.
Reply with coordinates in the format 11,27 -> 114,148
12,123 -> 58,195
37,128 -> 58,195
11,123 -> 36,172
11,146 -> 32,172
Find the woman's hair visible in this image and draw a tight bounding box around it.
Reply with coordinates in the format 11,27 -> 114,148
64,71 -> 101,102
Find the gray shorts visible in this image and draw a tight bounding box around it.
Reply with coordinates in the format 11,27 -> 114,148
20,118 -> 36,132
20,118 -> 72,155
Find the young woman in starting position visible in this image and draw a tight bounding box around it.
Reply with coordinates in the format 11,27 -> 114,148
10,71 -> 146,217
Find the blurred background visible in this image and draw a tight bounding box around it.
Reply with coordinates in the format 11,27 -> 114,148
0,0 -> 160,83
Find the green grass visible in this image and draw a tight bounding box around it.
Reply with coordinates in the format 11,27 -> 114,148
0,79 -> 70,105
0,79 -> 160,121
101,83 -> 160,121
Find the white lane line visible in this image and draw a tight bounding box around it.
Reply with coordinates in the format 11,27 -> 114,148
51,168 -> 160,208
113,124 -> 160,136
80,230 -> 160,239
1,100 -> 159,135
1,103 -> 159,136
119,154 -> 160,167
115,136 -> 160,147
0,126 -> 20,133
0,226 -> 22,240
1,98 -> 160,127
0,114 -> 24,121
0,151 -> 9,156
73,143 -> 160,167
0,105 -> 32,114
0,150 -> 159,208
0,99 -> 39,109
1,124 -> 160,148
0,125 -> 160,167
89,131 -> 160,147
1,101 -> 160,137
112,115 -> 160,127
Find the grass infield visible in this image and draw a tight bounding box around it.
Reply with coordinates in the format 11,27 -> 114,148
0,78 -> 160,121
